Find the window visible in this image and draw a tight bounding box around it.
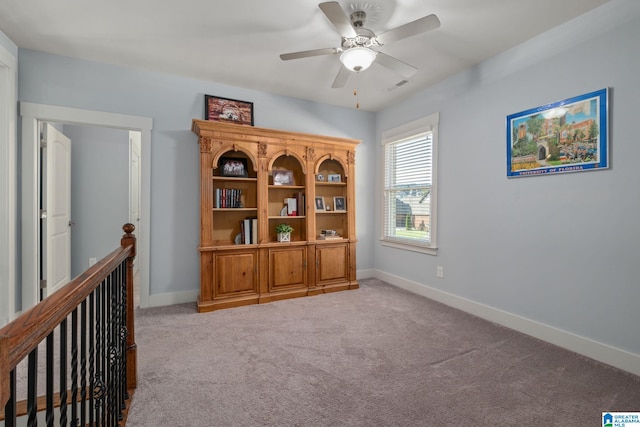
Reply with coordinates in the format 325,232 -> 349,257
382,113 -> 438,254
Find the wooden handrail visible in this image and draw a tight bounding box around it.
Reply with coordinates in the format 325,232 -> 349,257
0,223 -> 137,410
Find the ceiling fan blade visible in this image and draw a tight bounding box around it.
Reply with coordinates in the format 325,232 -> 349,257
375,52 -> 418,79
319,1 -> 357,38
280,47 -> 338,61
376,14 -> 441,45
331,65 -> 351,88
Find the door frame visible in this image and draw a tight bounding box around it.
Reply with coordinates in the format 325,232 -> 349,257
129,131 -> 142,276
21,102 -> 153,309
0,43 -> 17,325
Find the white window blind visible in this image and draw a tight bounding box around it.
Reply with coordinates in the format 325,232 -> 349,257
382,113 -> 438,251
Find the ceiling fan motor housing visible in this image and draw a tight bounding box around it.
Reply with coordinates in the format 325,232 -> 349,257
342,28 -> 378,49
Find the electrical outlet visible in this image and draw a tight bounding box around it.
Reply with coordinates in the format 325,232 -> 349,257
437,266 -> 444,278
89,257 -> 97,267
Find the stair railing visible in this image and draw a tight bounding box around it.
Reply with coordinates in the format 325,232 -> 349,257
0,223 -> 138,426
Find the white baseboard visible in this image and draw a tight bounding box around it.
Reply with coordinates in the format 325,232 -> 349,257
372,269 -> 640,377
148,289 -> 199,308
356,268 -> 375,280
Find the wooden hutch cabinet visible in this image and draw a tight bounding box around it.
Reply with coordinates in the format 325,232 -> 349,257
192,119 -> 360,312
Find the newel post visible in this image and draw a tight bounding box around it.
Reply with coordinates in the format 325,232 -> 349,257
121,223 -> 138,390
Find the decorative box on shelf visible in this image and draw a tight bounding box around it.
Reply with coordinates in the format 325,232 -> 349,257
318,230 -> 341,240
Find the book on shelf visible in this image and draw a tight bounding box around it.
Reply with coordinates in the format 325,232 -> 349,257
243,218 -> 251,244
295,192 -> 305,216
252,217 -> 258,244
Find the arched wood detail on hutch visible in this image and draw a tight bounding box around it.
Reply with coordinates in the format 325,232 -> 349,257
211,144 -> 258,173
267,149 -> 308,175
314,153 -> 349,178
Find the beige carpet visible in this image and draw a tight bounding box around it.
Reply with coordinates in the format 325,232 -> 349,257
126,278 -> 640,426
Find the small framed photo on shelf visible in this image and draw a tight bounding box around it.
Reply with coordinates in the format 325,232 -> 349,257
219,157 -> 248,177
334,196 -> 346,211
204,94 -> 254,126
273,170 -> 294,185
315,196 -> 325,211
316,174 -> 325,181
328,174 -> 341,183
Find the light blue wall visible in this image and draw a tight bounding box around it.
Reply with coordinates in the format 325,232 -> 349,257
65,124 -> 130,278
17,51 -> 376,297
375,0 -> 640,356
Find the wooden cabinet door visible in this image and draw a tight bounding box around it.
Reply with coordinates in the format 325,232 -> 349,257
316,244 -> 348,285
214,250 -> 258,298
269,247 -> 307,291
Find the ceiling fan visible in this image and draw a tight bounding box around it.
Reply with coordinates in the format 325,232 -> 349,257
280,1 -> 441,89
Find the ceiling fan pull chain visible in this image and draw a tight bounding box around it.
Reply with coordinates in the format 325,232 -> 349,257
354,73 -> 360,109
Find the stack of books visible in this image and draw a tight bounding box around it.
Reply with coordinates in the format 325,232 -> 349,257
215,188 -> 242,208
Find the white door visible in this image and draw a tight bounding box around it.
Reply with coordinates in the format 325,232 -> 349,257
129,131 -> 141,275
42,122 -> 72,296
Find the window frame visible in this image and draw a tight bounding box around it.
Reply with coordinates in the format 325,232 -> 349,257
380,113 -> 439,255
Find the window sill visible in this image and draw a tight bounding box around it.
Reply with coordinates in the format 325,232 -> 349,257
379,238 -> 438,256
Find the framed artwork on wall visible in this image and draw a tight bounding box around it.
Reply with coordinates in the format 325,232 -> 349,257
205,94 -> 254,126
506,88 -> 608,178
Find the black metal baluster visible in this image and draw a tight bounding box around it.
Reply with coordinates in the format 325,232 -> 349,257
110,267 -> 118,426
60,318 -> 68,426
122,260 -> 130,404
71,308 -> 79,427
119,262 -> 127,420
46,332 -> 54,427
95,282 -> 103,426
106,271 -> 114,426
89,290 -> 96,426
116,267 -> 121,425
99,279 -> 107,426
27,348 -> 38,427
4,368 -> 17,427
81,299 -> 88,426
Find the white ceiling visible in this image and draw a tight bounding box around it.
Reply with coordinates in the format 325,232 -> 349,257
0,0 -> 610,112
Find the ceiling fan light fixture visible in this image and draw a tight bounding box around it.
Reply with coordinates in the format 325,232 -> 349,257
340,47 -> 376,72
